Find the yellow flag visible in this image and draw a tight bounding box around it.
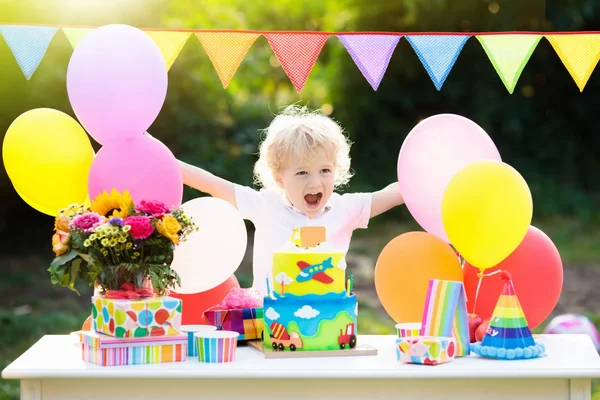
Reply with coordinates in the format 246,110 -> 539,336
477,35 -> 541,94
196,32 -> 260,88
62,28 -> 93,49
144,31 -> 191,71
546,34 -> 600,92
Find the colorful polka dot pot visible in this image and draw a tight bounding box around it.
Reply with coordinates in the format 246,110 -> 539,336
396,336 -> 456,365
91,296 -> 182,338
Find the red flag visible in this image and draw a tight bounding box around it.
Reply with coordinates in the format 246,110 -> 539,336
265,33 -> 329,91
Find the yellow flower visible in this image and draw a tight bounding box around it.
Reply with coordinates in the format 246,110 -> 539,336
52,230 -> 70,256
91,189 -> 133,218
156,215 -> 182,245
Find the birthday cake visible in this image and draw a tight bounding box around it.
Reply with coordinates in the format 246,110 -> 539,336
263,227 -> 358,351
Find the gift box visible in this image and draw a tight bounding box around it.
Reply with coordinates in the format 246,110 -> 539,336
79,330 -> 188,366
396,336 -> 456,365
91,296 -> 182,338
204,307 -> 264,341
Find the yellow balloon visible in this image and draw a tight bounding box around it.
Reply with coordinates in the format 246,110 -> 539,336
441,160 -> 532,271
2,108 -> 95,216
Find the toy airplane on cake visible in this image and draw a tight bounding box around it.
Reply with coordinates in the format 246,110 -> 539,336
296,257 -> 334,284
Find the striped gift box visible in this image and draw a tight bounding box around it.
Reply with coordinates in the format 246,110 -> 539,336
203,307 -> 264,340
79,330 -> 188,366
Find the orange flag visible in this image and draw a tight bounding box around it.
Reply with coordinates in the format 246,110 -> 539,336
265,33 -> 329,91
196,32 -> 260,88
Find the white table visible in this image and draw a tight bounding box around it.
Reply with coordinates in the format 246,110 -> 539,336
3,334 -> 600,400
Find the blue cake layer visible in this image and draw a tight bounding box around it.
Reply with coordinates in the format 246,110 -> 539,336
263,292 -> 358,351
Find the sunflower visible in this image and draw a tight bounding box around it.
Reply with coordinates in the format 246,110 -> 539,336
91,189 -> 133,218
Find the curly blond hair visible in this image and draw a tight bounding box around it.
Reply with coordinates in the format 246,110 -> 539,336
253,105 -> 353,190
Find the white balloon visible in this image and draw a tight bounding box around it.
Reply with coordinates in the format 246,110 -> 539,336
171,197 -> 247,293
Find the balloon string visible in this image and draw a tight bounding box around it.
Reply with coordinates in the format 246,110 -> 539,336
472,269 -> 503,314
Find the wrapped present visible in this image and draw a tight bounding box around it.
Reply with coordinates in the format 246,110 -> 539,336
420,279 -> 470,357
396,336 -> 456,365
79,330 -> 188,366
203,287 -> 264,341
91,296 -> 182,338
204,307 -> 264,340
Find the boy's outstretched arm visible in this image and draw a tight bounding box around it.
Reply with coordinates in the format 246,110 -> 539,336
370,182 -> 404,218
178,160 -> 237,208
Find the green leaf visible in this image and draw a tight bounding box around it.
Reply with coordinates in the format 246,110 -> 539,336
50,249 -> 78,268
70,259 -> 82,287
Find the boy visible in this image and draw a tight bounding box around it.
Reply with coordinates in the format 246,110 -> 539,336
179,105 -> 404,296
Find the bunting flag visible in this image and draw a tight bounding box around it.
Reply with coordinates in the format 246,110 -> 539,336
62,27 -> 93,49
196,32 -> 260,88
545,34 -> 600,92
145,31 -> 191,71
406,35 -> 469,90
337,34 -> 401,91
265,33 -> 329,91
0,25 -> 58,79
477,34 -> 542,94
0,23 -> 599,92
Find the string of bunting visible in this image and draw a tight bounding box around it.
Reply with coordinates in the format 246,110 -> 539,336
1,24 -> 600,93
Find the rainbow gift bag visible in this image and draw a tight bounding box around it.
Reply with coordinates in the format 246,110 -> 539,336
91,296 -> 182,338
420,279 -> 470,357
79,330 -> 187,366
203,307 -> 264,340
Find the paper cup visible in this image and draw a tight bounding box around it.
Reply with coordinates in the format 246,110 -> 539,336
396,323 -> 422,338
180,325 -> 217,357
195,330 -> 239,363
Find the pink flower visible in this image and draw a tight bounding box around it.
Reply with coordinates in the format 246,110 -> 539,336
137,200 -> 170,216
69,212 -> 106,233
124,216 -> 154,239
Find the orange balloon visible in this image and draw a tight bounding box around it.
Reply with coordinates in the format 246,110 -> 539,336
375,231 -> 463,323
82,315 -> 92,331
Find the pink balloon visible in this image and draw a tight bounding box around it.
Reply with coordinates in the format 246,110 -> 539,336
66,24 -> 167,145
397,114 -> 501,242
88,134 -> 183,208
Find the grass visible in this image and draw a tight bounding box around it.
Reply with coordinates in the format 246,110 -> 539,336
1,216 -> 599,400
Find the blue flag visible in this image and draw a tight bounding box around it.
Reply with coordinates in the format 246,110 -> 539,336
0,25 -> 58,79
406,35 -> 470,90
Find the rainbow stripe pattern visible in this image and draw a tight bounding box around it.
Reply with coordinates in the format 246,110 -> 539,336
471,276 -> 545,360
196,331 -> 239,363
80,330 -> 188,366
203,307 -> 264,340
420,279 -> 470,357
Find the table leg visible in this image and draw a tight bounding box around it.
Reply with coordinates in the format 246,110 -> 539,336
570,379 -> 591,400
20,380 -> 41,400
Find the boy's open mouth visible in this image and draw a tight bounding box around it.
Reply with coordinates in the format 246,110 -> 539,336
304,192 -> 323,209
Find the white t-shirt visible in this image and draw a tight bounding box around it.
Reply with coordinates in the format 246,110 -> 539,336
234,184 -> 372,296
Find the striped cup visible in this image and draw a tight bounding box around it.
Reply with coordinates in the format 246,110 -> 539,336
180,325 -> 217,357
396,323 -> 422,338
195,330 -> 239,363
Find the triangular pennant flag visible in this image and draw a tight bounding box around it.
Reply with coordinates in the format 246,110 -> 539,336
62,27 -> 93,49
195,32 -> 260,88
337,34 -> 400,91
406,35 -> 469,90
0,25 -> 58,79
145,31 -> 191,71
477,34 -> 541,94
420,279 -> 470,357
265,33 -> 329,91
471,272 -> 545,360
546,34 -> 600,92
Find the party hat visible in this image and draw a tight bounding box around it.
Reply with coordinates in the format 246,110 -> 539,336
470,271 -> 545,360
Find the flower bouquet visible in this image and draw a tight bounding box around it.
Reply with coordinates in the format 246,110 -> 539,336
49,189 -> 197,297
